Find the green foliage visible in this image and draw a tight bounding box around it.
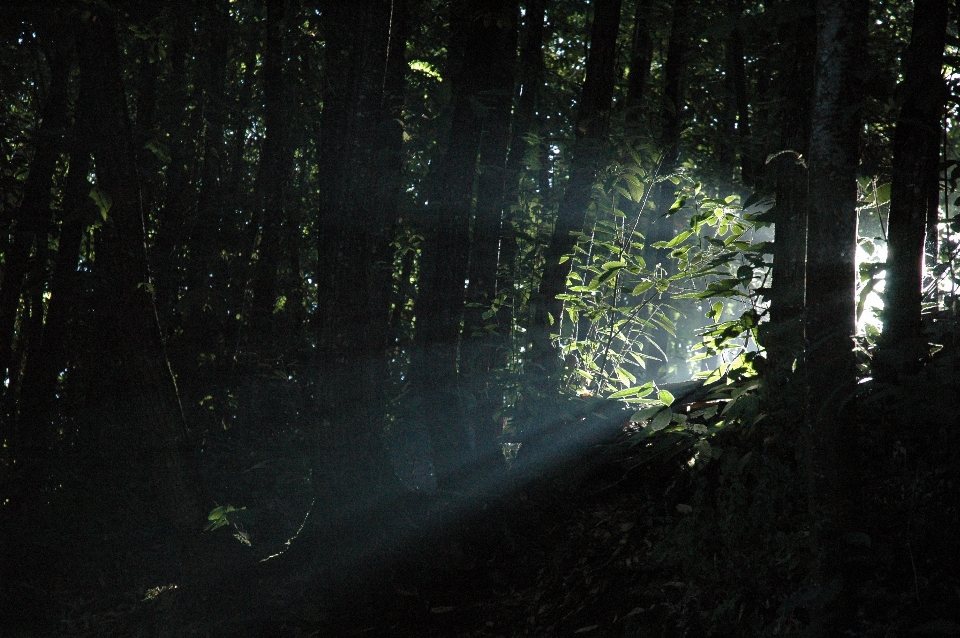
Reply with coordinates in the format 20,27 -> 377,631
204,503 -> 245,532
557,166 -> 771,402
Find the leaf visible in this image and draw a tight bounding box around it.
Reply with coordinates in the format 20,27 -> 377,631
409,60 -> 442,81
632,281 -> 655,295
658,390 -> 675,406
624,174 -> 645,202
665,230 -> 692,248
665,195 -> 686,214
873,182 -> 891,205
89,187 -> 113,221
143,141 -> 171,163
608,383 -> 654,399
649,408 -> 673,431
709,301 -> 723,321
204,517 -> 228,532
615,366 -> 636,385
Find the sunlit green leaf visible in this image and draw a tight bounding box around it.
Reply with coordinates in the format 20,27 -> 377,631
608,382 -> 654,399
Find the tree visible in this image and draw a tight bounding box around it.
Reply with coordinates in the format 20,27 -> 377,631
0,16 -> 70,412
311,0 -> 408,540
249,0 -> 292,339
75,5 -> 198,529
624,0 -> 653,122
531,0 -> 623,389
406,0 -> 520,484
803,0 -> 868,630
767,0 -> 816,373
462,0 -> 519,454
879,0 -> 949,373
722,0 -> 756,186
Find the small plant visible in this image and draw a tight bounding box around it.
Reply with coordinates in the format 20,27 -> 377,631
204,504 -> 251,546
558,163 -> 772,400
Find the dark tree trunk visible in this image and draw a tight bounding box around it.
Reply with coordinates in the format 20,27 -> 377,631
305,0 -> 408,578
0,23 -> 70,402
803,0 -> 868,631
219,44 -> 259,357
658,0 -> 690,172
462,0 -> 519,455
152,13 -> 194,317
880,0 -> 948,372
76,6 -> 198,529
406,0 -> 522,484
250,0 -> 291,339
501,0 -> 548,304
177,0 -> 234,387
625,0 -> 653,120
191,0 -> 232,287
724,0 -> 755,186
767,0 -> 815,371
529,0 -> 622,391
15,127 -> 92,467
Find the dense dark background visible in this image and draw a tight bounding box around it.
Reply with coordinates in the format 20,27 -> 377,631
2,0 -> 960,635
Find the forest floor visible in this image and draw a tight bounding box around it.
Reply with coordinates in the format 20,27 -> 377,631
53,453 -> 705,638
10,347 -> 960,637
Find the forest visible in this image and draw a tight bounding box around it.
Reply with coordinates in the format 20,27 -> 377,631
2,0 -> 960,635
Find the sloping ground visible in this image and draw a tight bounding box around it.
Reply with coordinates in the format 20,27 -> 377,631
295,344 -> 960,637
10,341 -> 960,637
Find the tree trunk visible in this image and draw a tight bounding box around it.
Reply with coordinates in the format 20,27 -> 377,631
15,126 -> 92,469
767,0 -> 815,372
152,13 -> 194,317
625,0 -> 653,121
529,0 -> 623,392
724,0 -> 755,186
406,0 -> 521,484
0,22 -> 70,402
305,0 -> 408,575
879,0 -> 948,373
803,0 -> 868,631
462,0 -> 519,455
76,6 -> 198,529
249,0 -> 291,340
658,0 -> 690,172
501,0 -> 548,316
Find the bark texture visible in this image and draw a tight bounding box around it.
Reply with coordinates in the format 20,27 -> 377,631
625,0 -> 653,119
250,0 -> 292,337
